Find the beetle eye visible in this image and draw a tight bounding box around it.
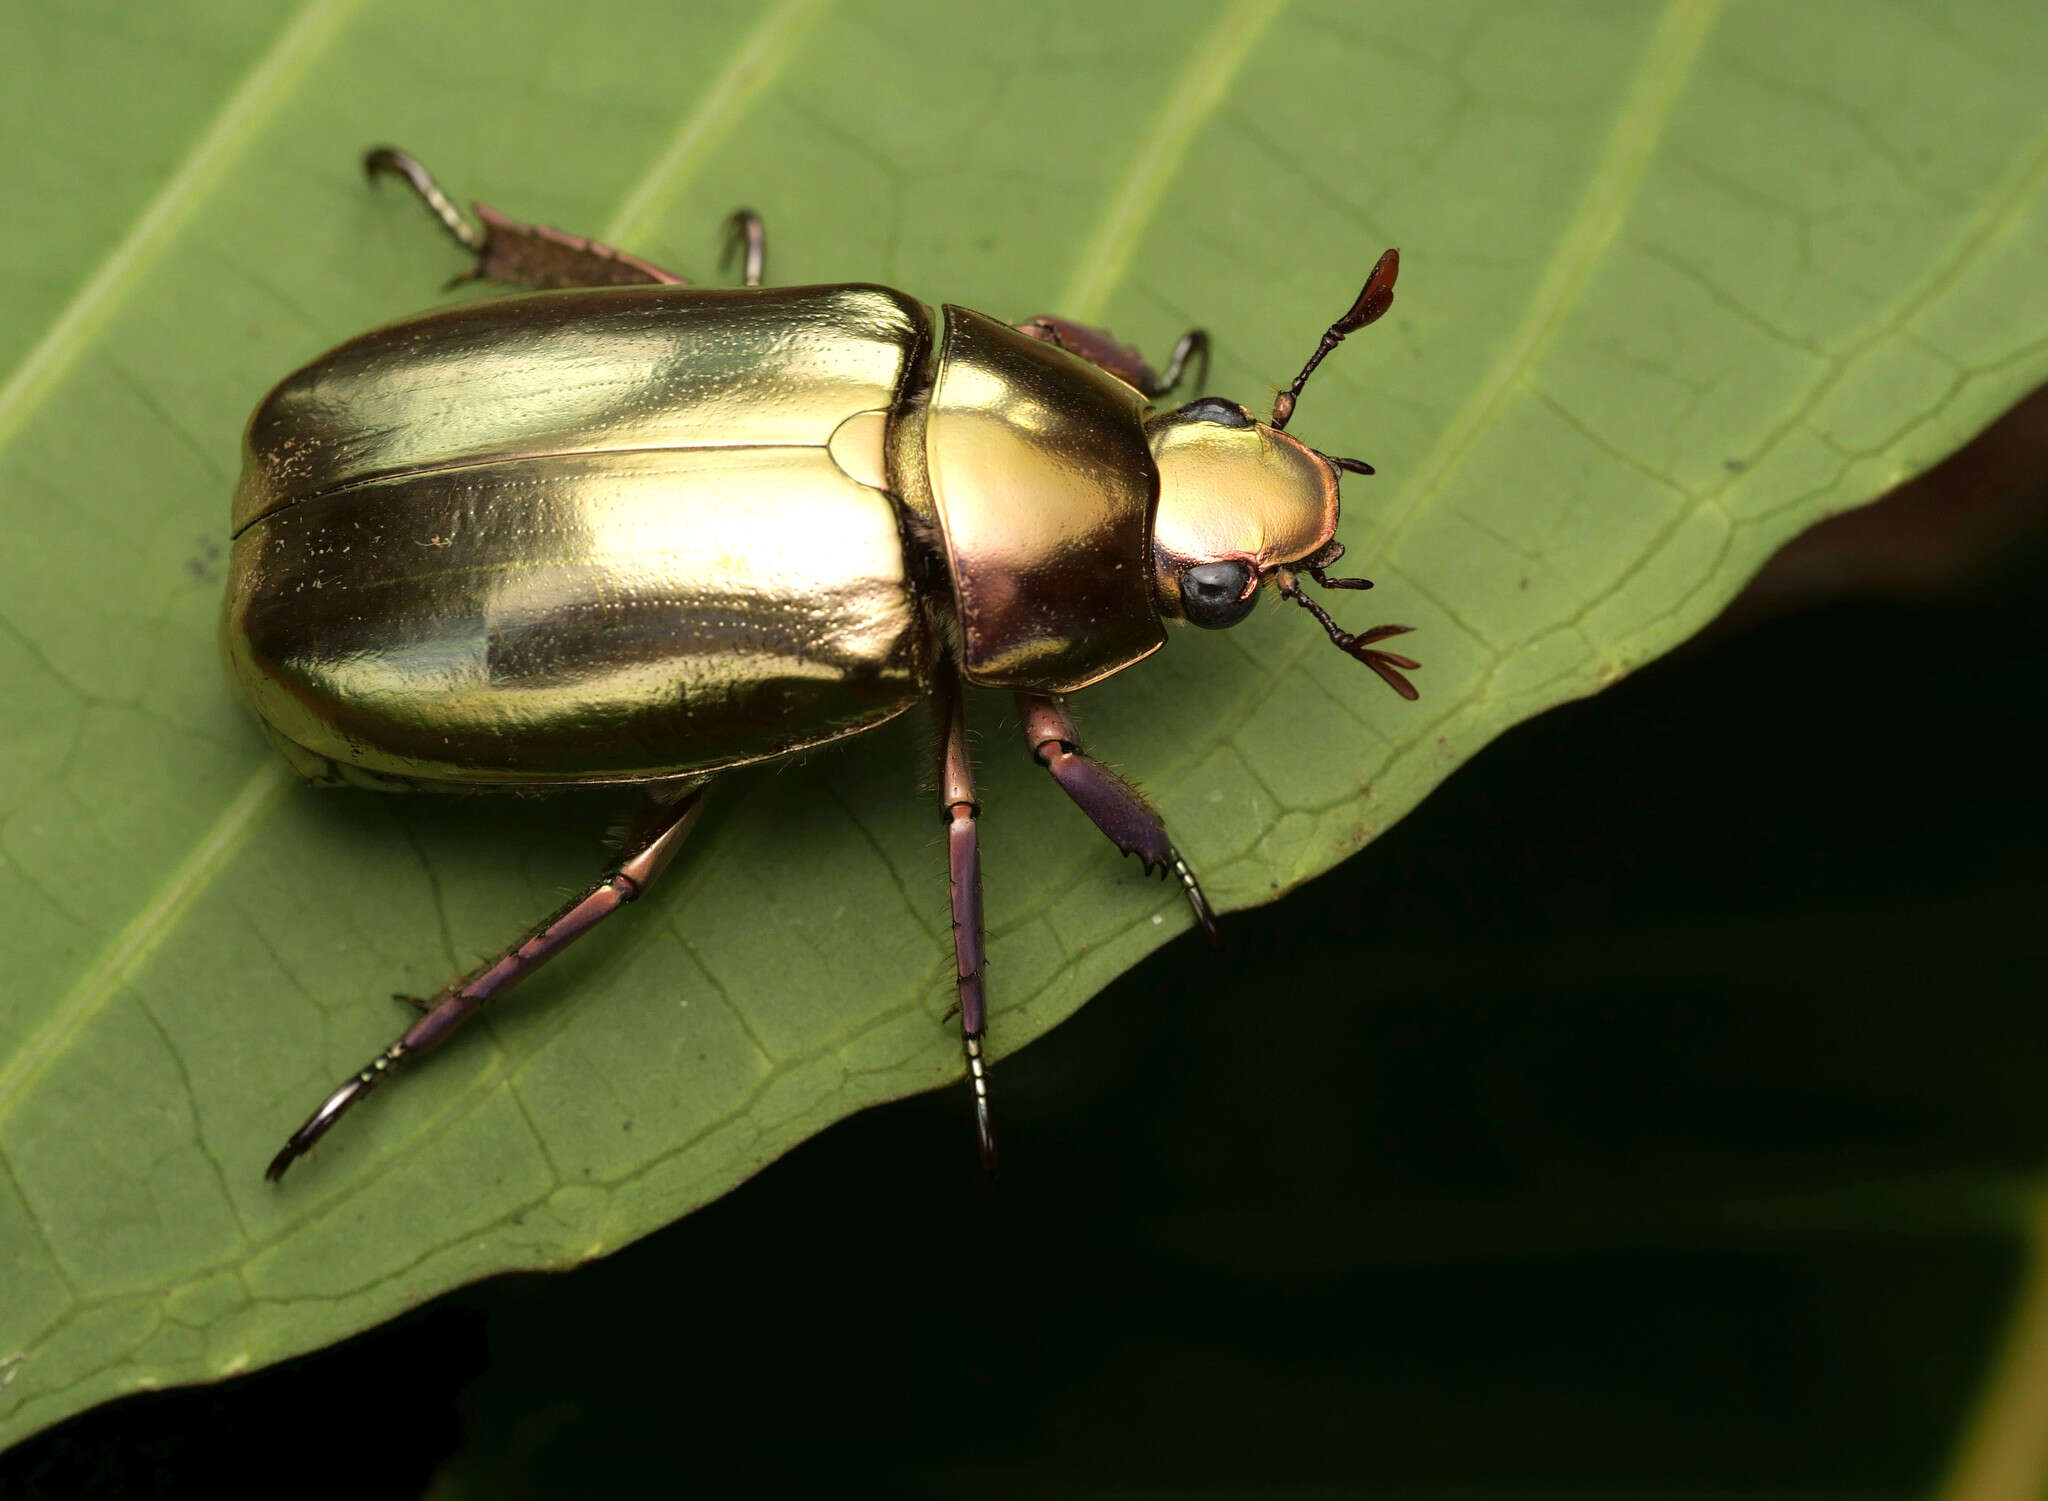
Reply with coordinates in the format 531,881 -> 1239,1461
1177,397 -> 1254,429
1180,560 -> 1258,629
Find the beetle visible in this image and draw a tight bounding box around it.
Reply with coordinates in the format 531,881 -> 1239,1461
231,148 -> 1417,1181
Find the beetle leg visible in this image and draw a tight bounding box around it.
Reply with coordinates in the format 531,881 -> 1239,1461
364,145 -> 689,290
935,674 -> 996,1172
1015,693 -> 1219,945
1013,315 -> 1209,400
463,203 -> 689,289
720,209 -> 767,287
265,785 -> 708,1182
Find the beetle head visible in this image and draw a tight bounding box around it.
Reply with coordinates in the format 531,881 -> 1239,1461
1142,248 -> 1419,699
1145,398 -> 1340,628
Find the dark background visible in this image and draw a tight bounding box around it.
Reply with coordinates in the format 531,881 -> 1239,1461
6,393 -> 2045,1499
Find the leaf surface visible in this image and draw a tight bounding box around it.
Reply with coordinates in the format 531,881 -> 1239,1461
3,0 -> 2045,1445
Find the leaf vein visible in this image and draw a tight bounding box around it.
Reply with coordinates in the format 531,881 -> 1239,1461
1363,0 -> 1724,561
0,0 -> 360,453
1057,0 -> 1291,320
602,0 -> 839,249
0,763 -> 290,1125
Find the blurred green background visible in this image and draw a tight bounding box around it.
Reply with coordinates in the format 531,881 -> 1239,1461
6,391 -> 2043,1498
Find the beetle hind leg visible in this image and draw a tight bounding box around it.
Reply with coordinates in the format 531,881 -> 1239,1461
364,145 -> 690,290
265,785 -> 708,1181
934,675 -> 997,1171
363,147 -> 483,256
1016,693 -> 1219,944
1014,315 -> 1209,400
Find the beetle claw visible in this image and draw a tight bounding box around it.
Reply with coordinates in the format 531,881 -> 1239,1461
974,1095 -> 999,1177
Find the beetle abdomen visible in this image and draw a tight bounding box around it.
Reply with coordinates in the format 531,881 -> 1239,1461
224,285 -> 934,788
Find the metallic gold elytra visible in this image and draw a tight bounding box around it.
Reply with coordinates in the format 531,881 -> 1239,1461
224,285 -> 936,787
1145,417 -> 1341,614
226,445 -> 926,786
233,283 -> 930,535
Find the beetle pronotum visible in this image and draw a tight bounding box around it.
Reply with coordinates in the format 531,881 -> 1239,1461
230,149 -> 1416,1180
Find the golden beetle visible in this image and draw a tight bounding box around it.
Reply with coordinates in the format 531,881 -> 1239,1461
227,149 -> 1418,1181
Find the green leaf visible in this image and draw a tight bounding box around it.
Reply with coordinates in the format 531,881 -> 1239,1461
2,0 -> 2043,1448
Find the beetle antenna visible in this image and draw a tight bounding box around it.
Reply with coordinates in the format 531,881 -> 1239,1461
1276,575 -> 1420,700
1271,248 -> 1399,430
364,146 -> 485,254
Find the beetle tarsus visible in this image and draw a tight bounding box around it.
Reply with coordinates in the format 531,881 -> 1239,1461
965,1032 -> 998,1175
1150,329 -> 1210,400
1169,849 -> 1221,947
721,209 -> 767,288
365,145 -> 688,290
363,146 -> 485,254
265,1057 -> 398,1181
937,678 -> 997,1168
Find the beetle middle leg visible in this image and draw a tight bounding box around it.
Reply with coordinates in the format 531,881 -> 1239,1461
720,209 -> 767,287
1016,693 -> 1219,944
1013,315 -> 1209,400
934,674 -> 997,1171
265,784 -> 708,1181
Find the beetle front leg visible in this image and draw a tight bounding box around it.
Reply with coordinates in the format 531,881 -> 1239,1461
265,785 -> 708,1181
935,674 -> 996,1171
1016,693 -> 1219,944
1013,315 -> 1209,400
